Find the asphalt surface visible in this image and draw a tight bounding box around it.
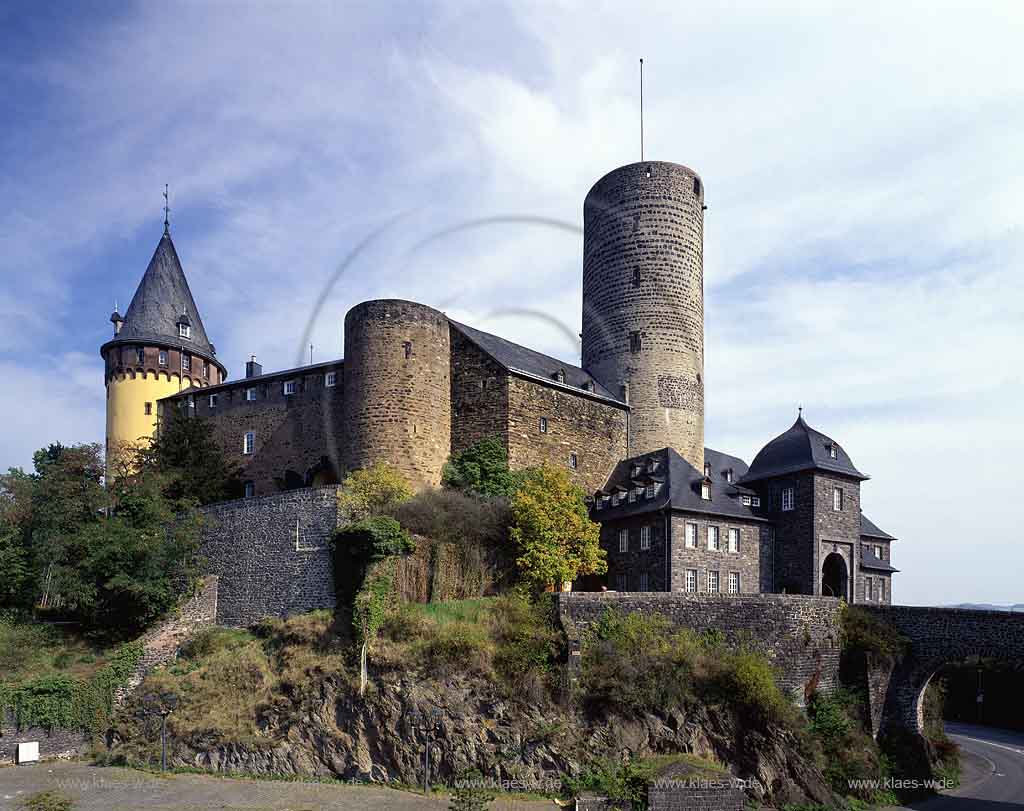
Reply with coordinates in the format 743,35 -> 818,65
890,722 -> 1024,809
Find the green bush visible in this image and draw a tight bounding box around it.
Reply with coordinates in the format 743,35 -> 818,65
442,437 -> 523,498
19,792 -> 74,811
840,605 -> 909,662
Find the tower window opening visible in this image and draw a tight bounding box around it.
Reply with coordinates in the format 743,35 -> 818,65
701,482 -> 711,500
569,453 -> 578,469
539,416 -> 548,434
632,268 -> 641,287
325,371 -> 337,387
693,178 -> 701,197
181,355 -> 191,372
136,348 -> 145,365
829,445 -> 838,459
403,341 -> 413,359
283,380 -> 297,396
203,362 -> 209,379
158,350 -> 167,366
629,331 -> 642,353
243,431 -> 255,455
179,323 -> 191,339
144,402 -> 152,416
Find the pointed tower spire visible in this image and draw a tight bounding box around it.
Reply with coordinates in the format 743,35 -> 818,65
163,184 -> 170,236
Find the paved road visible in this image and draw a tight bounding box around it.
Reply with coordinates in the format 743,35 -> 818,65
0,762 -> 556,811
889,722 -> 1024,809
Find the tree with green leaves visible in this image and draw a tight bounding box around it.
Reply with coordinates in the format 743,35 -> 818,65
442,437 -> 523,498
509,464 -> 606,593
138,406 -> 241,506
337,463 -> 413,520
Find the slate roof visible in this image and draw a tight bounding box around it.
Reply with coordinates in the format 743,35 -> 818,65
740,415 -> 867,484
860,513 -> 896,541
860,550 -> 899,573
102,231 -> 223,370
450,320 -> 624,404
594,446 -> 767,522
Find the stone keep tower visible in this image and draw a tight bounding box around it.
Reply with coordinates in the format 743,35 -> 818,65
342,299 -> 452,489
581,161 -> 705,471
101,226 -> 226,479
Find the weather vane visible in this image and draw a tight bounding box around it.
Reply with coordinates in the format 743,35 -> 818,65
163,184 -> 170,235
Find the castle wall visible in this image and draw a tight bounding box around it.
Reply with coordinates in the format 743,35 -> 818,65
582,161 -> 705,470
198,487 -> 339,627
450,327 -> 510,455
600,511 -> 671,592
752,473 -> 816,596
558,592 -> 843,702
343,300 -> 452,489
506,375 -> 628,493
162,361 -> 345,498
668,513 -> 773,594
813,473 -> 863,600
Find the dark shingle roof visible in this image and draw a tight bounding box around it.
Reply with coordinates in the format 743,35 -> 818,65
860,550 -> 899,573
104,232 -> 220,363
740,415 -> 867,484
449,320 -> 624,404
860,513 -> 896,540
595,447 -> 766,522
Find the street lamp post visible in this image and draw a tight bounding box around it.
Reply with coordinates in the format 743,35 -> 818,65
408,707 -> 444,794
137,692 -> 179,771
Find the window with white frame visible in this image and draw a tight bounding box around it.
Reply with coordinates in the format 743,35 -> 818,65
640,526 -> 651,550
569,453 -> 578,469
685,569 -> 697,592
638,572 -> 648,592
752,496 -> 761,507
707,526 -> 720,551
158,350 -> 168,366
782,487 -> 794,512
243,431 -> 255,455
209,394 -> 218,408
203,361 -> 209,379
595,497 -> 605,511
707,570 -> 720,594
631,464 -> 641,477
246,387 -> 257,401
615,573 -> 627,592
865,577 -> 874,602
178,323 -> 191,339
833,487 -> 844,511
685,522 -> 697,549
618,529 -> 628,553
727,528 -> 740,553
726,469 -> 734,483
181,355 -> 191,372
628,488 -> 637,503
645,483 -> 656,498
874,544 -> 883,559
539,416 -> 548,433
741,495 -> 752,506
728,571 -> 740,594
243,481 -> 255,499
701,482 -> 711,500
283,380 -> 296,395
325,371 -> 337,387
829,445 -> 838,459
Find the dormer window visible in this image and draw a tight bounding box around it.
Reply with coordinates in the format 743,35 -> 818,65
283,380 -> 297,396
742,495 -> 752,507
628,488 -> 637,503
828,444 -> 838,459
554,369 -> 566,384
631,464 -> 641,478
581,380 -> 592,392
704,462 -> 712,478
645,483 -> 656,499
178,323 -> 191,339
726,468 -> 734,483
701,482 -> 711,500
595,496 -> 605,511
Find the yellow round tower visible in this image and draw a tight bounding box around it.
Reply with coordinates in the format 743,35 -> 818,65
101,221 -> 227,479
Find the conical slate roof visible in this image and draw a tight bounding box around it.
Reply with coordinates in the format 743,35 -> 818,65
740,415 -> 867,484
114,232 -> 216,355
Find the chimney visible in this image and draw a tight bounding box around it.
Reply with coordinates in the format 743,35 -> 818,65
245,355 -> 262,379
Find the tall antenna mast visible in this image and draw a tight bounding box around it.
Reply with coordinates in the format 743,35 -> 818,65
640,58 -> 644,162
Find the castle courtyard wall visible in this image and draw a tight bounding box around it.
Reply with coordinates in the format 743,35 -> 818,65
449,327 -> 510,455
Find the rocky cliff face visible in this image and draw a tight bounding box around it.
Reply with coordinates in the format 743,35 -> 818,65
152,669 -> 835,808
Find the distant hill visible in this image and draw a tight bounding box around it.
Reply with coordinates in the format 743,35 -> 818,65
948,603 -> 1024,612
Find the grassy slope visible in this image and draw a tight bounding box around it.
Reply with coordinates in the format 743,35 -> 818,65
0,619 -> 116,685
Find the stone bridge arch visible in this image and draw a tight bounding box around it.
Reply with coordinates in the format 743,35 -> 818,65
864,606 -> 1024,734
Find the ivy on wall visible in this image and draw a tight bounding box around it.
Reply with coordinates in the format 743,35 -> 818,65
0,641 -> 143,734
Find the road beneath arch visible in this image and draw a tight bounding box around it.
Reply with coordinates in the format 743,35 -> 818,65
888,723 -> 1024,809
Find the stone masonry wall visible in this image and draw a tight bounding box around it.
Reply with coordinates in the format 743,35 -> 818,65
558,592 -> 843,702
601,511 -> 671,592
648,784 -> 747,811
813,473 -> 862,601
668,514 -> 772,594
449,327 -> 510,456
0,718 -> 88,764
507,375 -> 628,494
199,487 -> 339,627
751,473 -> 815,596
582,161 -> 705,471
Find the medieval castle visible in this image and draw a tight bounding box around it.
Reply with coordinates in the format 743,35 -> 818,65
101,160 -> 898,605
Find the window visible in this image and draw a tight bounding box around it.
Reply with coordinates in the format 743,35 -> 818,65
728,572 -> 740,594
701,482 -> 711,500
136,348 -> 145,365
595,497 -> 605,511
325,371 -> 337,387
569,453 -> 578,469
693,177 -> 701,196
631,464 -> 641,478
144,402 -> 152,416
874,544 -> 883,559
685,522 -> 697,549
707,526 -> 720,551
707,570 -> 720,594
187,395 -> 194,409
555,369 -> 565,383
284,380 -> 297,396
781,487 -> 794,512
879,579 -> 886,602
726,469 -> 734,483
618,529 -> 628,553
203,362 -> 209,379
181,355 -> 191,372
246,387 -> 257,401
243,481 -> 255,499
629,331 -> 642,353
628,488 -> 637,503
685,569 -> 698,593
158,350 -> 168,366
539,417 -> 548,433
209,394 -> 218,408
704,462 -> 712,478
638,572 -> 648,592
645,483 -> 655,499
616,573 -> 627,592
727,528 -> 739,553
403,341 -> 413,359
243,431 -> 255,455
640,526 -> 651,550
178,323 -> 191,339
632,268 -> 641,287
829,445 -> 838,459
742,495 -> 751,506
833,487 -> 844,511
751,496 -> 761,507
865,577 -> 874,602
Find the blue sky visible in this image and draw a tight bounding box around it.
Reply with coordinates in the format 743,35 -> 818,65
2,1 -> 1021,606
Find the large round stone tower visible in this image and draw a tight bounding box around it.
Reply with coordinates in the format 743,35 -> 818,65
581,161 -> 705,471
342,299 -> 452,489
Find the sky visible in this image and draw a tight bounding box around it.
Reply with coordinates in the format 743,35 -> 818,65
1,0 -> 1021,606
